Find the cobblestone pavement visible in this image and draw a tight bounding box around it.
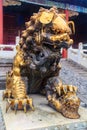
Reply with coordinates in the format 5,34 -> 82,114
60,59 -> 87,106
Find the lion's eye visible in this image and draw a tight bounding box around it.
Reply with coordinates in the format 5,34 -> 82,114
40,52 -> 44,57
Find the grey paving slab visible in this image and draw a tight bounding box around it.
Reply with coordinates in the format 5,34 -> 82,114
0,106 -> 6,130
0,91 -> 87,130
60,59 -> 87,105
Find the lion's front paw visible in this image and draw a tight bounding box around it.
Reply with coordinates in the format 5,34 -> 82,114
6,96 -> 35,114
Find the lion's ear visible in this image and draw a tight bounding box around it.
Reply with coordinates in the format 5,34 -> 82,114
39,11 -> 54,24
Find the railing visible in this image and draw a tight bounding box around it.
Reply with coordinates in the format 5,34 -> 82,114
0,36 -> 20,59
68,43 -> 87,68
0,39 -> 87,68
0,44 -> 16,59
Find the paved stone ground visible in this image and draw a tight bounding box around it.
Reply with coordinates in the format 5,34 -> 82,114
0,107 -> 6,130
0,92 -> 87,130
60,59 -> 87,106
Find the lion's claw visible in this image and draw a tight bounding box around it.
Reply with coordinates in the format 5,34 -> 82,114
6,97 -> 34,113
3,90 -> 12,100
55,83 -> 77,96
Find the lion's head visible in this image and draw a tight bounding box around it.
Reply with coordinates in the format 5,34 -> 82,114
19,6 -> 75,53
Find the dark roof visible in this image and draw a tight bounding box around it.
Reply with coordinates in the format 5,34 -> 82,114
3,0 -> 87,13
3,0 -> 87,8
51,0 -> 87,8
19,0 -> 87,13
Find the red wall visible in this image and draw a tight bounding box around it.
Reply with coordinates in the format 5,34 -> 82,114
3,14 -> 28,45
0,0 -> 3,44
3,15 -> 18,44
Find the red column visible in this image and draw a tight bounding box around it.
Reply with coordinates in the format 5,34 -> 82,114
0,0 -> 3,44
62,9 -> 69,58
65,9 -> 69,21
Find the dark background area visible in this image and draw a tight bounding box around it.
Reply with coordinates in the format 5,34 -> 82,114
71,13 -> 87,47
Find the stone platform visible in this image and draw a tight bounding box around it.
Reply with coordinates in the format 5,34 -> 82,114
0,91 -> 87,130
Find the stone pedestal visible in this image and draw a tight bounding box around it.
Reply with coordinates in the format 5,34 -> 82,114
0,91 -> 87,130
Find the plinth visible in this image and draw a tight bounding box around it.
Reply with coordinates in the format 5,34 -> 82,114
0,91 -> 87,130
